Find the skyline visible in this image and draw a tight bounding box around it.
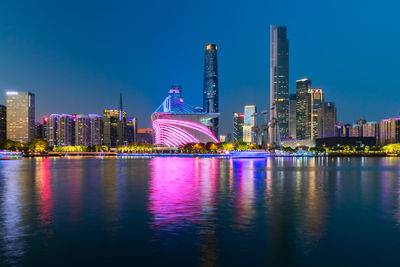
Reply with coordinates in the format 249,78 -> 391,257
0,0 -> 400,134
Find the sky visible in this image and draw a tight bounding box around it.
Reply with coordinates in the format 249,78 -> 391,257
0,0 -> 399,134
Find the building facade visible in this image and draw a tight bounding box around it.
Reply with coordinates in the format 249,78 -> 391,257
203,44 -> 219,137
6,91 -> 35,143
75,114 -> 90,146
296,78 -> 311,139
233,112 -> 244,143
270,25 -> 289,139
88,114 -> 102,146
126,117 -> 137,144
243,105 -> 257,143
380,118 -> 400,145
103,109 -> 126,147
317,102 -> 336,138
137,129 -> 153,144
0,105 -> 6,141
306,89 -> 323,139
289,93 -> 296,139
57,114 -> 74,146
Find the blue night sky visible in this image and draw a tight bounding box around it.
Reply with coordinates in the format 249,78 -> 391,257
0,0 -> 399,133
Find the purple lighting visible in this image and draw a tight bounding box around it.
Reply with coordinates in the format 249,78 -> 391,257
153,119 -> 219,147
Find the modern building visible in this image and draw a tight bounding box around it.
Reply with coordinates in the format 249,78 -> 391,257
363,121 -> 379,138
233,112 -> 244,143
289,93 -> 296,139
45,114 -> 60,146
103,109 -> 126,147
380,118 -> 400,145
317,102 -> 336,138
203,44 -> 219,137
0,105 -> 6,141
243,105 -> 257,143
57,114 -> 74,146
296,78 -> 311,139
137,129 -> 153,144
306,89 -> 323,139
126,117 -> 138,144
75,114 -> 90,146
6,91 -> 35,143
35,122 -> 44,139
88,114 -> 102,146
270,25 -> 289,139
152,85 -> 219,147
349,124 -> 362,137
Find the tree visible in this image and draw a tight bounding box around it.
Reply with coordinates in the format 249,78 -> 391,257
28,138 -> 48,153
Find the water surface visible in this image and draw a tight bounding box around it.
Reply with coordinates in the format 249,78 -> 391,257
1,157 -> 400,266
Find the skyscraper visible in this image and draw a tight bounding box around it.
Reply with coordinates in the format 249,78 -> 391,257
75,114 -> 90,146
270,25 -> 289,139
317,102 -> 336,138
103,109 -> 126,147
233,112 -> 244,143
126,117 -> 138,144
203,44 -> 219,137
379,118 -> 400,145
46,114 -> 60,146
88,114 -> 102,146
243,105 -> 256,143
296,78 -> 311,139
6,91 -> 35,143
306,89 -> 323,139
58,114 -> 74,146
289,93 -> 296,139
0,105 -> 6,141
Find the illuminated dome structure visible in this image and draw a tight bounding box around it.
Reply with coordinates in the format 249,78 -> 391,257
151,85 -> 219,147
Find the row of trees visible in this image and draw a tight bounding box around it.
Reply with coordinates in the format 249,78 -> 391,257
53,145 -> 109,152
0,138 -> 48,153
117,143 -> 153,153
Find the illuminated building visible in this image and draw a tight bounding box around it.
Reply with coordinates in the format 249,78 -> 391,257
243,105 -> 257,144
270,25 -> 289,139
88,114 -> 102,146
203,44 -> 219,137
306,89 -> 323,139
289,93 -> 296,139
6,91 -> 35,143
126,117 -> 137,143
103,109 -> 126,147
380,118 -> 400,145
362,122 -> 379,139
296,78 -> 311,139
0,105 -> 6,141
35,122 -> 44,139
317,102 -> 336,138
57,114 -> 74,146
219,134 -> 226,142
137,129 -> 153,144
75,114 -> 90,146
46,114 -> 60,146
233,112 -> 244,143
152,85 -> 219,147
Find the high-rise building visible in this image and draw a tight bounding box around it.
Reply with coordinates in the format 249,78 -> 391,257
203,44 -> 219,137
270,25 -> 289,139
289,94 -> 296,139
243,105 -> 257,143
103,109 -> 126,147
58,114 -> 74,146
0,105 -> 6,141
35,122 -> 44,139
126,117 -> 137,144
363,122 -> 379,138
306,89 -> 323,139
317,102 -> 336,138
75,114 -> 90,146
296,78 -> 311,139
233,112 -> 244,143
6,91 -> 35,143
380,118 -> 400,145
88,114 -> 102,146
46,114 -> 60,146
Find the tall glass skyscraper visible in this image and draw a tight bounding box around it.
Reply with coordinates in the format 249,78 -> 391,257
270,25 -> 289,139
233,112 -> 244,143
6,91 -> 35,143
296,78 -> 311,139
203,44 -> 219,137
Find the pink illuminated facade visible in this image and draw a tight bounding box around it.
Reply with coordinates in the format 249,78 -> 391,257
151,85 -> 219,147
